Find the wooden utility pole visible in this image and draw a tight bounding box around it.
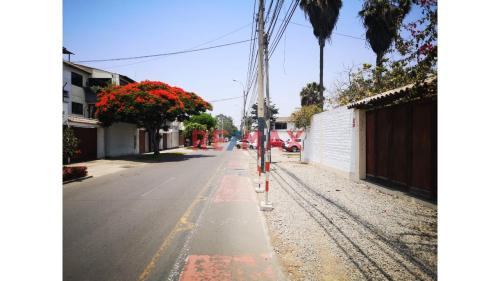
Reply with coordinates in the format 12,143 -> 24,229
256,0 -> 266,194
256,0 -> 273,211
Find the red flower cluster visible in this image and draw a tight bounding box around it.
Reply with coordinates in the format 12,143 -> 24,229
418,43 -> 434,55
95,80 -> 211,127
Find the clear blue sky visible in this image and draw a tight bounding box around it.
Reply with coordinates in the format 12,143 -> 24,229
63,0 -> 422,124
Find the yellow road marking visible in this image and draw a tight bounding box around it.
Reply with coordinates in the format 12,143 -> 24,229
137,157 -> 226,281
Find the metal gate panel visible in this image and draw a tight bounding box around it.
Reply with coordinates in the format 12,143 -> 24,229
366,111 -> 376,177
72,127 -> 97,162
365,99 -> 437,198
389,104 -> 409,186
139,130 -> 146,154
411,101 -> 434,192
375,108 -> 390,179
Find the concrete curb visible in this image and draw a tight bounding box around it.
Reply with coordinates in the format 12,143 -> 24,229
63,175 -> 93,185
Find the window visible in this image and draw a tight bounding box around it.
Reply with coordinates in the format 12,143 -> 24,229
274,122 -> 287,130
71,72 -> 83,87
72,102 -> 83,115
87,104 -> 96,119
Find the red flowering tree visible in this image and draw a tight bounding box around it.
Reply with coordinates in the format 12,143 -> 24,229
95,80 -> 212,155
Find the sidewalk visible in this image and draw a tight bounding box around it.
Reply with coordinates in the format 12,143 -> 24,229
65,146 -> 193,179
258,148 -> 437,280
175,149 -> 286,281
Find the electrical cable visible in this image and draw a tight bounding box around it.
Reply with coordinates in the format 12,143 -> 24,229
75,38 -> 253,63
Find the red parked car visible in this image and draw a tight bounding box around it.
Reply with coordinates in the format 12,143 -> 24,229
284,138 -> 302,152
270,138 -> 284,148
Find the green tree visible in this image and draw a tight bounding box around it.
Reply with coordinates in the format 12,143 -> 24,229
300,82 -> 324,107
334,0 -> 436,106
291,105 -> 323,130
96,81 -> 211,155
243,116 -> 253,134
188,113 -> 217,131
250,102 -> 279,127
182,122 -> 207,146
215,114 -> 238,137
291,104 -> 323,161
300,0 -> 343,109
395,0 -> 437,81
63,126 -> 79,164
359,0 -> 412,74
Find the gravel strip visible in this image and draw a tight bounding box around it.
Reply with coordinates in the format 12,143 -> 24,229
250,149 -> 437,281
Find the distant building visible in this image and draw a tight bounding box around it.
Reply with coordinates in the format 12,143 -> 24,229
272,116 -> 302,141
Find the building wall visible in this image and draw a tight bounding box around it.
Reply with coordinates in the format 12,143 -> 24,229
97,127 -> 105,158
303,106 -> 357,179
90,69 -> 120,85
63,102 -> 69,124
63,64 -> 89,115
105,123 -> 138,157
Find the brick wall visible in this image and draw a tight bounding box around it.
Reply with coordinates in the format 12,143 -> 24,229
303,106 -> 357,178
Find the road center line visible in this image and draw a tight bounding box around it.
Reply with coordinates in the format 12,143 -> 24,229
140,177 -> 176,197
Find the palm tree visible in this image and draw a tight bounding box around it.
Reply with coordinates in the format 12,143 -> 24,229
300,0 -> 343,109
359,0 -> 411,68
300,82 -> 323,107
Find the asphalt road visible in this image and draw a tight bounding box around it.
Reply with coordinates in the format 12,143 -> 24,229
63,144 -> 231,281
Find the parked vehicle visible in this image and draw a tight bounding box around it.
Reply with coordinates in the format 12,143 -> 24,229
236,139 -> 256,149
284,138 -> 302,152
270,138 -> 284,148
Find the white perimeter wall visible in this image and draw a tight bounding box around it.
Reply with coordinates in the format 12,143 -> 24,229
303,106 -> 358,179
97,127 -> 105,158
105,123 -> 138,157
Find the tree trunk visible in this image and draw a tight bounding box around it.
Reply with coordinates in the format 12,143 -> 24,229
319,38 -> 325,110
375,53 -> 384,90
148,127 -> 161,155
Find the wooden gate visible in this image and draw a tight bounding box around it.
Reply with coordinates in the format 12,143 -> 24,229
365,99 -> 437,198
139,130 -> 146,154
72,127 -> 97,162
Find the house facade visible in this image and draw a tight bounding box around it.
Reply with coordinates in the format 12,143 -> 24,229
272,116 -> 305,141
63,60 -> 184,162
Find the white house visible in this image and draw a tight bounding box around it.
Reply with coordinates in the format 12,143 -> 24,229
272,116 -> 305,141
63,59 -> 185,162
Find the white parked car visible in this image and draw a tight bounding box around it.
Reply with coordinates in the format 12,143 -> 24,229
236,139 -> 256,149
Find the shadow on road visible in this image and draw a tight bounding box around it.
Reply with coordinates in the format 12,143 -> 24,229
108,153 -> 216,163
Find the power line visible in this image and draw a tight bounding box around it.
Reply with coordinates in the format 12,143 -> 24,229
75,38 -> 253,63
269,0 -> 299,58
286,19 -> 365,40
209,95 -> 243,103
91,23 -> 253,69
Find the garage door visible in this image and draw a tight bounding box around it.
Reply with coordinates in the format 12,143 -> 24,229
366,99 -> 437,198
72,127 -> 97,162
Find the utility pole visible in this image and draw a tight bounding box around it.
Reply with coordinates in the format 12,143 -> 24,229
262,32 -> 273,210
255,0 -> 266,194
255,0 -> 273,211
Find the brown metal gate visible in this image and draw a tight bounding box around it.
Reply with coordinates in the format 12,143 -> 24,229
366,99 -> 437,198
139,130 -> 146,154
72,127 -> 97,162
